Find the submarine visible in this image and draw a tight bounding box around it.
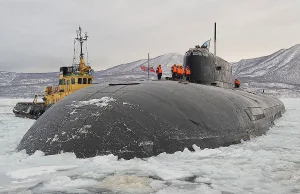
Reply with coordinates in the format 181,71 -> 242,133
17,23 -> 285,160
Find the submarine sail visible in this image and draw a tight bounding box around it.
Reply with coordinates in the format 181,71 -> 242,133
183,48 -> 233,88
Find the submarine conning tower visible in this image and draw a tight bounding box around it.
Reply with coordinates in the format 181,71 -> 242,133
183,22 -> 234,89
183,47 -> 234,89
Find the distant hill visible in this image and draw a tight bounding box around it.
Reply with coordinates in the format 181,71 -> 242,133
0,53 -> 183,98
1,45 -> 300,98
233,44 -> 300,96
95,53 -> 183,82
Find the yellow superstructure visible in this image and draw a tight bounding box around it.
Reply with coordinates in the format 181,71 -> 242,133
43,26 -> 94,106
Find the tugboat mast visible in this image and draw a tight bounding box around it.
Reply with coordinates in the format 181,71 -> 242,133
74,26 -> 90,74
76,26 -> 88,59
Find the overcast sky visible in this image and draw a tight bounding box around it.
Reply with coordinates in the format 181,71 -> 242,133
0,0 -> 299,73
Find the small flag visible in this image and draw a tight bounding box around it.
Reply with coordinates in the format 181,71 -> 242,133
201,39 -> 211,49
140,65 -> 155,73
149,67 -> 155,72
140,65 -> 146,71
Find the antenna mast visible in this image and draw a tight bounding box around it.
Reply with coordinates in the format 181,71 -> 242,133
75,26 -> 88,60
75,26 -> 89,74
86,35 -> 89,65
72,39 -> 76,66
214,22 -> 217,56
148,53 -> 150,81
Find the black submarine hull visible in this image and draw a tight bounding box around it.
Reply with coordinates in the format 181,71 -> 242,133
17,81 -> 285,159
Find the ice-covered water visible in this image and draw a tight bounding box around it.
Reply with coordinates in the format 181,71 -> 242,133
0,98 -> 299,194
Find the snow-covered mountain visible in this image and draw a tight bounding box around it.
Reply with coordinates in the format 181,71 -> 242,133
0,53 -> 183,98
0,71 -> 58,98
1,44 -> 300,98
95,53 -> 183,83
233,44 -> 300,96
233,44 -> 300,83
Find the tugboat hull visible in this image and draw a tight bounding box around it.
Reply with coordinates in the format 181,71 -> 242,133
13,102 -> 48,120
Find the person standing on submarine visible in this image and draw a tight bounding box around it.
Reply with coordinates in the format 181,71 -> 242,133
171,64 -> 177,80
156,65 -> 163,80
234,79 -> 241,88
185,66 -> 191,82
177,65 -> 184,80
176,65 -> 180,80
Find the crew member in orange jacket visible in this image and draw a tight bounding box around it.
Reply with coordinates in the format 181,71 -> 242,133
177,65 -> 184,80
234,79 -> 241,88
156,65 -> 163,80
185,66 -> 191,82
171,64 -> 177,80
176,65 -> 180,79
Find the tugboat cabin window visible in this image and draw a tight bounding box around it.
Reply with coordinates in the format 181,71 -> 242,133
71,78 -> 75,84
78,78 -> 82,84
59,79 -> 65,85
88,78 -> 92,84
83,78 -> 87,84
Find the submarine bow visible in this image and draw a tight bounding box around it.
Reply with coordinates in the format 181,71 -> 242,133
17,81 -> 285,159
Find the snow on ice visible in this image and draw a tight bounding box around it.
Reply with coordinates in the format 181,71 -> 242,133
0,98 -> 299,193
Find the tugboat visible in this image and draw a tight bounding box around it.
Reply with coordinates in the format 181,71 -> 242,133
13,26 -> 94,119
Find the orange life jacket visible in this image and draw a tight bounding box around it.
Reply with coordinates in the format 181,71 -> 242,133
157,67 -> 162,74
178,68 -> 184,75
171,66 -> 175,73
185,69 -> 191,75
177,68 -> 180,74
235,79 -> 240,85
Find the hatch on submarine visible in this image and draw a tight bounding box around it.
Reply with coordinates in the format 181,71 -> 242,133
17,23 -> 285,160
